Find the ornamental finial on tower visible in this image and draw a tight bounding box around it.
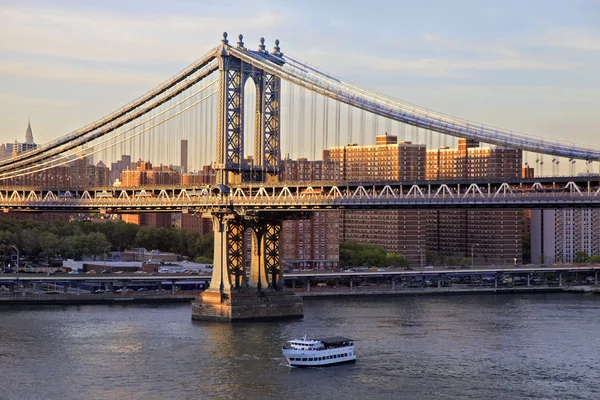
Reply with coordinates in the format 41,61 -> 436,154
222,32 -> 229,45
259,37 -> 266,52
273,39 -> 282,56
237,34 -> 244,48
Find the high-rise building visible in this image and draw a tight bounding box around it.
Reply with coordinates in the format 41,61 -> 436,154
426,139 -> 524,265
278,157 -> 341,269
111,154 -> 131,185
531,209 -> 600,264
181,140 -> 188,173
182,165 -> 215,185
324,133 -> 426,182
1,120 -> 38,159
121,160 -> 181,186
324,134 -> 427,266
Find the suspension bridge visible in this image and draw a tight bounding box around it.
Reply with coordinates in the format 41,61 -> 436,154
1,33 -> 599,320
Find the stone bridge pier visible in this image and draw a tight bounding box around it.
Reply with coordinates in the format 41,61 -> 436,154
191,211 -> 303,321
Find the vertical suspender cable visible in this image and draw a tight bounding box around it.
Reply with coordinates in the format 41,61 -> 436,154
347,104 -> 353,145
335,101 -> 341,148
322,96 -> 329,156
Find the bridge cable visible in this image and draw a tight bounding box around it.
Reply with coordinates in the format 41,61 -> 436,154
0,91 -> 218,181
0,80 -> 218,179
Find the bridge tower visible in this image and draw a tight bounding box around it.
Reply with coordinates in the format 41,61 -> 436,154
213,32 -> 282,186
192,34 -> 303,321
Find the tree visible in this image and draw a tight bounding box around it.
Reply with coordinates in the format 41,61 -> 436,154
386,253 -> 408,268
20,228 -> 41,259
110,221 -> 139,251
85,232 -> 112,261
575,251 -> 589,263
39,232 -> 61,263
65,234 -> 88,260
587,255 -> 600,263
340,240 -> 393,267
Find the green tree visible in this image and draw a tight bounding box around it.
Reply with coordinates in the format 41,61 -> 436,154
20,228 -> 41,259
110,221 -> 139,251
65,234 -> 88,260
575,251 -> 589,263
39,232 -> 61,263
386,253 -> 408,268
587,255 -> 600,263
85,232 -> 112,261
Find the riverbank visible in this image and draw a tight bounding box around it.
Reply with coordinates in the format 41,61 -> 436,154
294,285 -> 570,298
1,285 -> 596,306
0,293 -> 196,305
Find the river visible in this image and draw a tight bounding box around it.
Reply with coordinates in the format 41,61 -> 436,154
1,293 -> 599,400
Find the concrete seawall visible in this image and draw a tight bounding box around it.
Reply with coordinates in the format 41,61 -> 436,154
0,294 -> 196,305
1,285 -> 595,306
294,286 -> 568,298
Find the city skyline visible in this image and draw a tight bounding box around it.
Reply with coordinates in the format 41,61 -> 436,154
1,0 -> 599,152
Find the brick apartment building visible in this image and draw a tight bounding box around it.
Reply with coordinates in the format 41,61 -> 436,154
426,139 -> 524,265
324,134 -> 427,266
278,157 -> 341,269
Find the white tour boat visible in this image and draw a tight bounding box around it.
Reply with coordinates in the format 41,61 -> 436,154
282,335 -> 356,367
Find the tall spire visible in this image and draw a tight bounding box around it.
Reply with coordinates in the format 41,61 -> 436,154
25,118 -> 33,144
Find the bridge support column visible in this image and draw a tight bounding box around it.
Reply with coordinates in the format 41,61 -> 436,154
559,272 -> 563,287
192,211 -> 302,321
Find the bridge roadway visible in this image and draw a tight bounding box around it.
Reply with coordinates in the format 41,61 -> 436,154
1,176 -> 600,213
1,264 -> 598,284
284,264 -> 600,278
0,272 -> 211,283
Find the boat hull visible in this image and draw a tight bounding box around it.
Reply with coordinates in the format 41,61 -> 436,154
287,358 -> 356,368
282,345 -> 356,367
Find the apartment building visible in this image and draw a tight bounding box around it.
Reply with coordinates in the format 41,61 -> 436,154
426,139 -> 524,265
324,134 -> 427,266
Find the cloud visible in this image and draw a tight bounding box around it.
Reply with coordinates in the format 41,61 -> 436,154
339,51 -> 582,79
0,59 -> 165,87
0,4 -> 287,65
0,92 -> 74,110
542,28 -> 600,52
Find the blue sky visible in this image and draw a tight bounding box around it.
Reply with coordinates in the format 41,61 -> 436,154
1,0 -> 599,149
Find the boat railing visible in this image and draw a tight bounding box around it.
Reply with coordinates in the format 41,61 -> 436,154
282,343 -> 353,350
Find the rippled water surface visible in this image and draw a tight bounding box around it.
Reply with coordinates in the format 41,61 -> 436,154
2,293 -> 600,400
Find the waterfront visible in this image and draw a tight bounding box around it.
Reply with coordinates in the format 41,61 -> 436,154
2,293 -> 600,400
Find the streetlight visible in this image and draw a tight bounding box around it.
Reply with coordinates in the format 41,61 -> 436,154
471,244 -> 479,267
10,245 -> 19,271
104,246 -> 111,268
10,245 -> 19,294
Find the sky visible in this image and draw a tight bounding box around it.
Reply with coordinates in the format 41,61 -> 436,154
1,0 -> 599,150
